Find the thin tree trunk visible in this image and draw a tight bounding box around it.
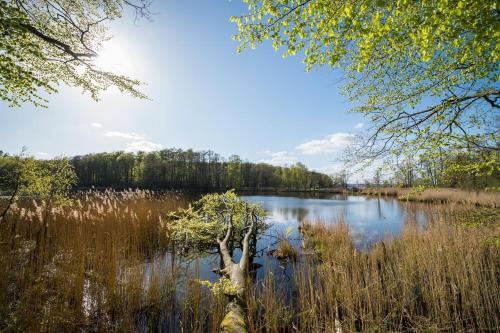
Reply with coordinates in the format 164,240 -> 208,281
0,171 -> 20,225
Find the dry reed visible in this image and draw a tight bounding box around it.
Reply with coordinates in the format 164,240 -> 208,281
1,190 -> 498,332
295,216 -> 500,332
0,190 -> 203,332
362,187 -> 500,207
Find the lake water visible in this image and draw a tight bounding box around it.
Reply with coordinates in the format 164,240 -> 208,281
243,193 -> 428,249
187,193 -> 429,283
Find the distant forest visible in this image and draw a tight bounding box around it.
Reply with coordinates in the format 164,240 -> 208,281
70,149 -> 333,190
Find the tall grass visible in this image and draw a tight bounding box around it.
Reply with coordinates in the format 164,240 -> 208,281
1,191 -> 498,332
0,190 -> 198,332
362,187 -> 500,207
296,216 -> 500,332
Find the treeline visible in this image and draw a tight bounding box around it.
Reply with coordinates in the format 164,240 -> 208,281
70,149 -> 333,190
360,149 -> 499,190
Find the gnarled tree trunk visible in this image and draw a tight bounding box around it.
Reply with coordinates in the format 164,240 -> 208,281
217,216 -> 255,333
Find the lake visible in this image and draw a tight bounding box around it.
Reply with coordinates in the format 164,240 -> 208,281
244,193 -> 428,248
186,192 -> 430,283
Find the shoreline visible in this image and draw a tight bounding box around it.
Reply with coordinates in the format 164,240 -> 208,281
362,187 -> 499,207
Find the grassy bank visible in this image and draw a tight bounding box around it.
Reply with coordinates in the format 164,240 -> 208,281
362,187 -> 500,207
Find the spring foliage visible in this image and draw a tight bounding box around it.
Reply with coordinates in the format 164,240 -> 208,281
0,153 -> 77,205
71,149 -> 334,190
232,0 -> 499,159
165,191 -> 267,255
0,0 -> 149,107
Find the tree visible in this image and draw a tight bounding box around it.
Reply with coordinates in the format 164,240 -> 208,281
228,155 -> 243,188
437,149 -> 499,189
165,191 -> 268,332
68,148 -> 333,190
373,167 -> 383,188
395,156 -> 415,188
332,169 -> 349,188
0,151 -> 77,224
232,0 -> 499,161
0,0 -> 151,108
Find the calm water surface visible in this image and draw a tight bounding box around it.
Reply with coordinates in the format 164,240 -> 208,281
140,193 -> 432,332
243,193 -> 427,249
182,193 -> 428,283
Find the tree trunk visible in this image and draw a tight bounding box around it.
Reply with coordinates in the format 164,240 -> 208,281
0,170 -> 20,225
220,266 -> 247,333
217,214 -> 255,333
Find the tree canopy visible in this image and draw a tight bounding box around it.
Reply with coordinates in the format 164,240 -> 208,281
232,0 -> 499,161
165,190 -> 267,255
70,148 -> 334,190
0,0 -> 150,107
0,152 -> 76,223
165,191 -> 268,332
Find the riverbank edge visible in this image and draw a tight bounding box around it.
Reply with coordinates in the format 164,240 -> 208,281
361,187 -> 499,207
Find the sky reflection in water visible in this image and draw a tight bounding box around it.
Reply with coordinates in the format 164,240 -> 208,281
186,193 -> 428,283
243,193 -> 427,249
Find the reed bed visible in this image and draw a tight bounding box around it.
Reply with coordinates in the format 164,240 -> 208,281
362,187 -> 500,207
362,187 -> 401,197
0,189 -> 202,332
295,216 -> 500,332
1,190 -> 498,332
188,205 -> 500,332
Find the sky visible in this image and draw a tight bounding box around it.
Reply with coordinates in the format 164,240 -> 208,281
0,0 -> 368,176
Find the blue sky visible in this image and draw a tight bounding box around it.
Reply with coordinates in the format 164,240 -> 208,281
0,0 -> 367,175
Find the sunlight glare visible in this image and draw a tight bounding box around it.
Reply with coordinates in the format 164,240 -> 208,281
94,38 -> 135,74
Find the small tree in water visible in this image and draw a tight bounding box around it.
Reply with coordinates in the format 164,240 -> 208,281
165,190 -> 268,332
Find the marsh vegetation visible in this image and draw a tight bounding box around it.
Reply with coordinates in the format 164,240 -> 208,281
361,187 -> 500,207
0,189 -> 498,332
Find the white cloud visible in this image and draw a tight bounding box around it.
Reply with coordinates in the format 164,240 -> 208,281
103,130 -> 162,152
91,122 -> 102,128
260,150 -> 297,166
125,140 -> 163,152
354,122 -> 364,129
317,160 -> 386,184
315,163 -> 345,176
104,131 -> 145,141
296,132 -> 356,155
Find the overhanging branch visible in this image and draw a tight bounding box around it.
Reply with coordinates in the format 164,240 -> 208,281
21,23 -> 96,59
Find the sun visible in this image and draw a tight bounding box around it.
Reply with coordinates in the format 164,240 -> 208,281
94,38 -> 135,74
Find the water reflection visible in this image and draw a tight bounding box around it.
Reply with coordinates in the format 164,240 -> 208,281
160,193 -> 431,286
242,193 -> 427,250
145,193 -> 433,332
